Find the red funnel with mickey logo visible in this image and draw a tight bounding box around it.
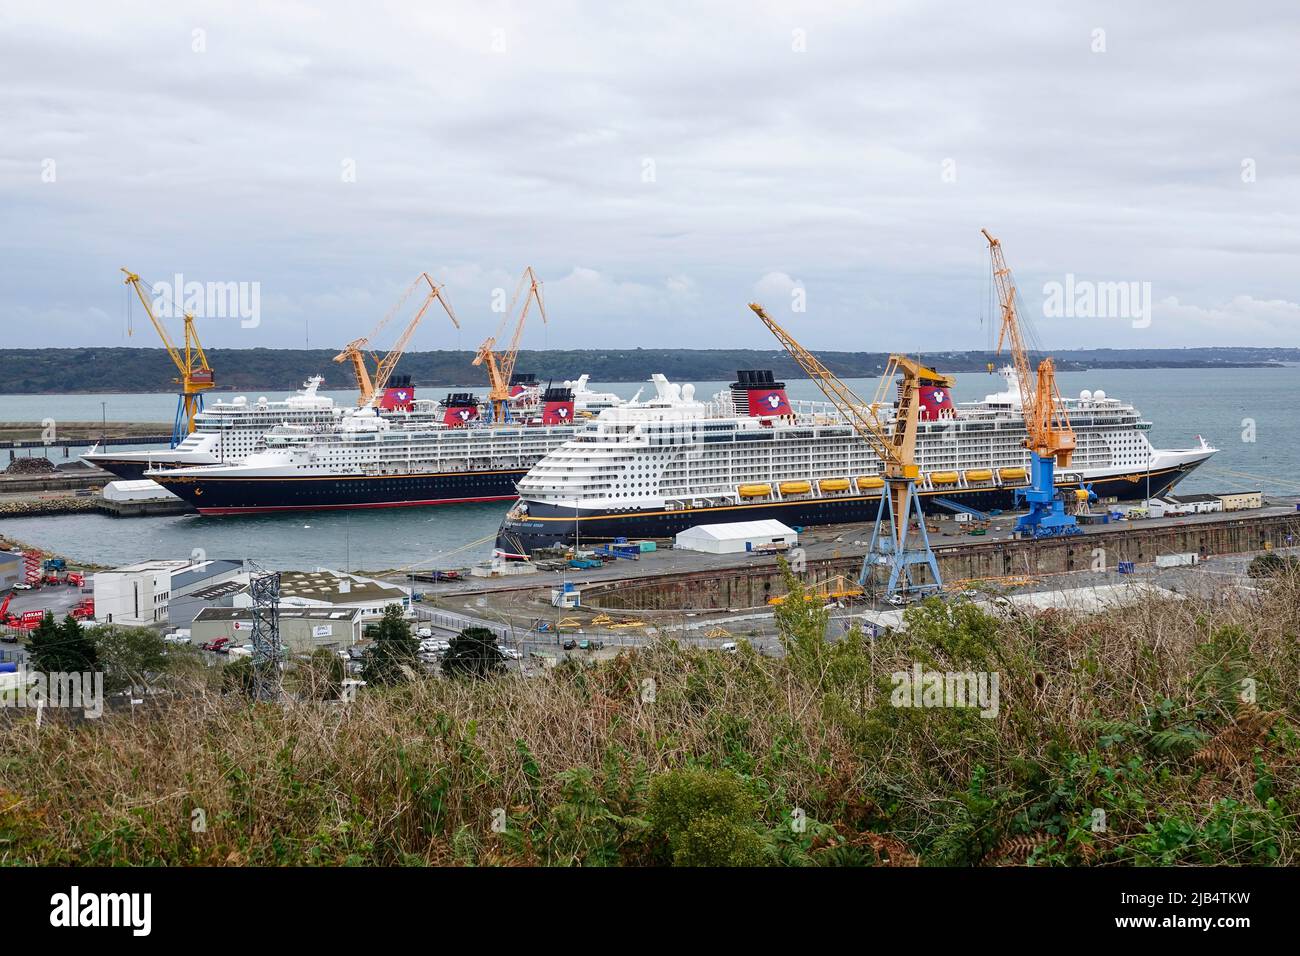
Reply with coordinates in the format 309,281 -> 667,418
378,375 -> 416,410
440,393 -> 481,427
540,387 -> 575,425
747,387 -> 792,417
730,370 -> 792,418
379,386 -> 415,410
918,384 -> 955,420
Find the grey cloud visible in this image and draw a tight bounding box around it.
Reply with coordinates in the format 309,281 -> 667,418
1,0 -> 1296,354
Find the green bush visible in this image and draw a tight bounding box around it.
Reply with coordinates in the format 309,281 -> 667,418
647,768 -> 768,866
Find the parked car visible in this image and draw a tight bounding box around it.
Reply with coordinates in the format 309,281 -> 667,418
416,626 -> 433,638
562,639 -> 577,650
12,583 -> 32,591
720,642 -> 738,653
164,632 -> 191,645
199,638 -> 231,653
498,647 -> 522,660
226,645 -> 253,659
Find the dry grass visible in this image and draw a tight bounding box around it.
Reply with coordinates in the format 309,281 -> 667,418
2,569 -> 1298,866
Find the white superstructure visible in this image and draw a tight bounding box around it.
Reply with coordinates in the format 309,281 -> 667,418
515,369 -> 1216,512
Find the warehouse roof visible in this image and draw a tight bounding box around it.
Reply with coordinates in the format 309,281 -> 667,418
676,520 -> 797,540
276,570 -> 407,606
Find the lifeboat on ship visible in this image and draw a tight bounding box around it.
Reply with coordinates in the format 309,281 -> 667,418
818,477 -> 850,493
738,484 -> 772,499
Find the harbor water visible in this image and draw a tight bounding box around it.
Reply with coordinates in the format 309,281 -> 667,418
1,367 -> 1297,570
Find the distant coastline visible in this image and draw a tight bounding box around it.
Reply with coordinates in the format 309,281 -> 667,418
0,346 -> 1294,394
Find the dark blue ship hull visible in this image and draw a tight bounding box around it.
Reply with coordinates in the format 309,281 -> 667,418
152,468 -> 528,514
495,463 -> 1196,557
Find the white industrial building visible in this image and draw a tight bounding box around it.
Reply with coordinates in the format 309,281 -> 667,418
1216,491 -> 1263,511
102,480 -> 179,502
93,559 -> 243,627
674,520 -> 799,555
95,561 -> 409,630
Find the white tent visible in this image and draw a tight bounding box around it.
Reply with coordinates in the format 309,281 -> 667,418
102,480 -> 178,502
674,520 -> 798,555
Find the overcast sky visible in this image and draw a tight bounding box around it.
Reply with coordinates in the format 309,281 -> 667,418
2,0 -> 1296,357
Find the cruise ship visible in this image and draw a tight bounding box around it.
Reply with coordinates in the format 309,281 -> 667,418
148,387 -> 585,514
84,373 -> 620,480
494,369 -> 1217,557
81,377 -> 427,480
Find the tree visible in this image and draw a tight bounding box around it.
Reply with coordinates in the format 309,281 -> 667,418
360,604 -> 420,686
439,626 -> 505,680
92,626 -> 167,694
27,613 -> 99,675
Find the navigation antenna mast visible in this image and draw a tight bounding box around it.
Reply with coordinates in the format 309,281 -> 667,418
749,303 -> 950,598
248,563 -> 282,702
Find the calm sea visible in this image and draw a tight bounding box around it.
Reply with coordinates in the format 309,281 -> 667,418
2,366 -> 1297,570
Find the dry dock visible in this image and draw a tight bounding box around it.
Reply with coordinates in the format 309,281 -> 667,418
412,497 -> 1300,620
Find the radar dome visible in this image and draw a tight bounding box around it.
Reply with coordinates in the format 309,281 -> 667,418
682,383 -> 695,401
257,396 -> 268,405
1093,389 -> 1106,401
1079,389 -> 1092,401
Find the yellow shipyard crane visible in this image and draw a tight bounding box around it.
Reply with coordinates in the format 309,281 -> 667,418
982,229 -> 1081,538
335,272 -> 459,407
474,266 -> 547,423
749,302 -> 951,598
121,268 -> 214,446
